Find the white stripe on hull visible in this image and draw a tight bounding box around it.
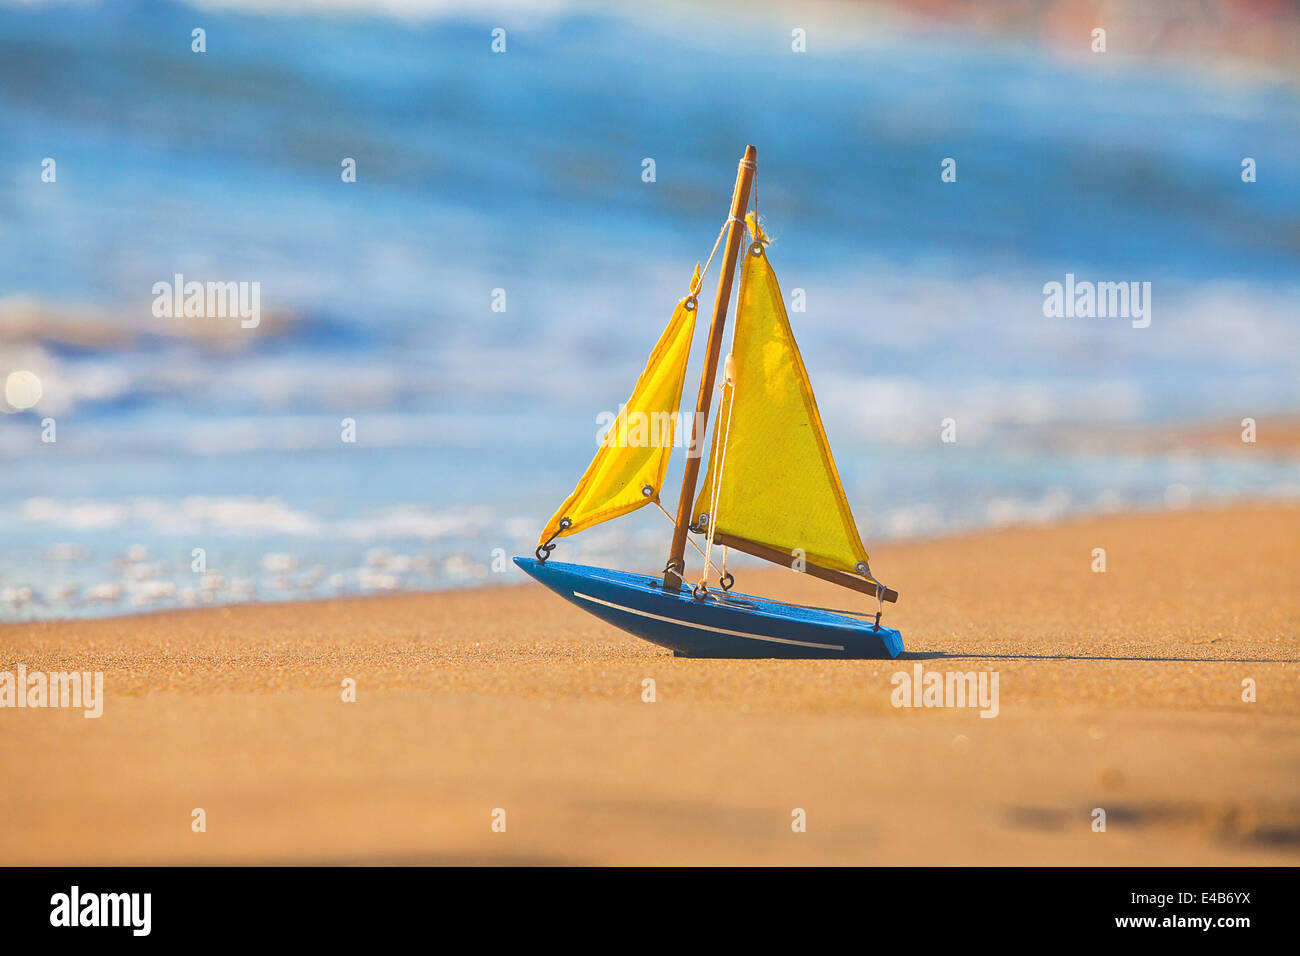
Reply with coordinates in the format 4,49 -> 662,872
572,591 -> 846,651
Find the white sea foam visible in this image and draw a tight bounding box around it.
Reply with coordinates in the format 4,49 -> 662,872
17,496 -> 320,535
11,497 -> 501,544
335,505 -> 496,541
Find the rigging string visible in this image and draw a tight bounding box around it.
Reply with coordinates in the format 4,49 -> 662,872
654,500 -> 727,579
694,214 -> 743,295
697,360 -> 736,596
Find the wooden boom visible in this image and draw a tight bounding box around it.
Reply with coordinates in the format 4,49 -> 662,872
714,533 -> 900,603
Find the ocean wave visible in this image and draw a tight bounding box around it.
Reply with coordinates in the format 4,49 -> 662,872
4,271 -> 1297,427
17,496 -> 322,535
9,496 -> 509,541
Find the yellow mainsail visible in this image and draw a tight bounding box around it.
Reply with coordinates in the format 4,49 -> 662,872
692,242 -> 871,575
538,280 -> 699,546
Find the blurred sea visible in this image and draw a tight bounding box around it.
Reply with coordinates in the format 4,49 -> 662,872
1,0 -> 1298,619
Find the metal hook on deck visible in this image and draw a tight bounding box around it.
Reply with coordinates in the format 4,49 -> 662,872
535,517 -> 571,564
855,561 -> 887,633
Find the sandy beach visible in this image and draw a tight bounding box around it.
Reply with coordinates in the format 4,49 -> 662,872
1,503 -> 1297,865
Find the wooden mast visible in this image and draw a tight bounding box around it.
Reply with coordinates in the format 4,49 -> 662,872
663,145 -> 756,590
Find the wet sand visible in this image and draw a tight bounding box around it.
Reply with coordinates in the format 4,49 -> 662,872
1,503 -> 1297,865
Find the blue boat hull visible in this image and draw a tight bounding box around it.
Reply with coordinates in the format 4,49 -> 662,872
514,557 -> 903,659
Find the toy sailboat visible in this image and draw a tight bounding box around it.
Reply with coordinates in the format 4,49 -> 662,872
515,146 -> 902,659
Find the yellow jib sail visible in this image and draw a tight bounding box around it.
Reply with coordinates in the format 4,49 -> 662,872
692,243 -> 870,575
538,282 -> 699,546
